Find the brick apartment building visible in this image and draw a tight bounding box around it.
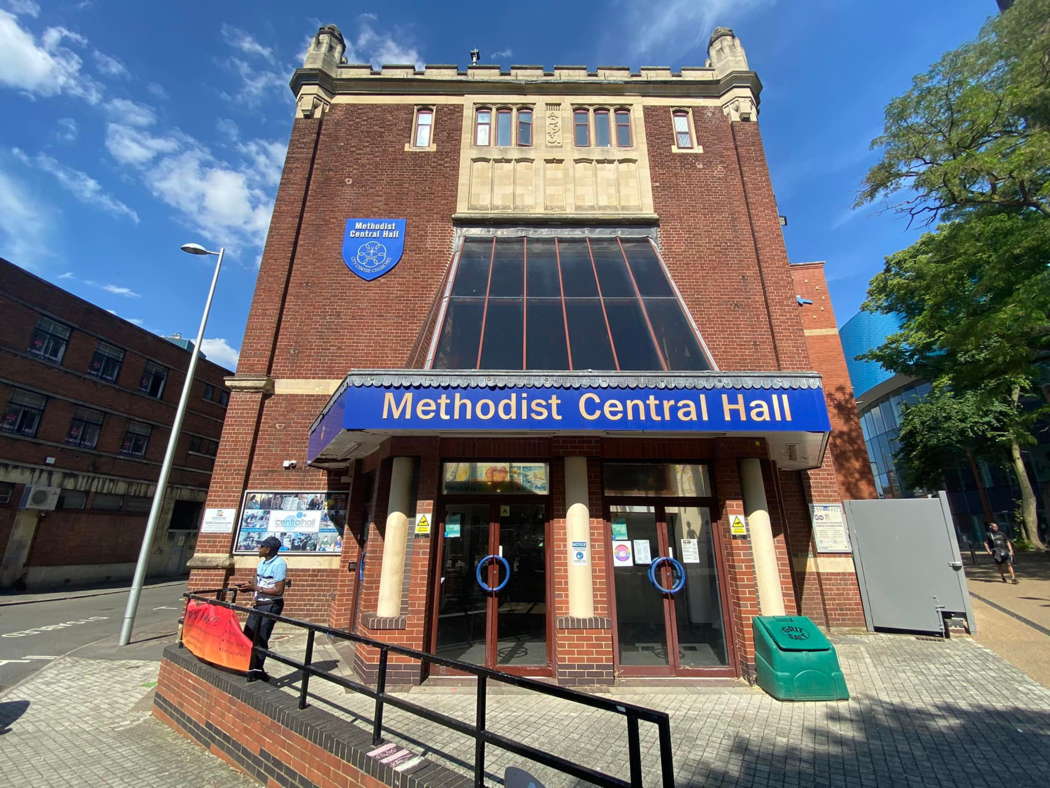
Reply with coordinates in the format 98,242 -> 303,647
186,24 -> 874,683
0,259 -> 232,590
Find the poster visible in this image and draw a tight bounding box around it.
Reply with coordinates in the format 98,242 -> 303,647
571,540 -> 590,566
632,539 -> 652,564
201,508 -> 237,533
612,540 -> 634,567
445,513 -> 462,538
680,538 -> 701,564
442,462 -> 549,494
611,516 -> 629,540
810,504 -> 851,553
234,491 -> 347,553
182,600 -> 252,672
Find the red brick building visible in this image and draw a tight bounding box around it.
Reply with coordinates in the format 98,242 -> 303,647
188,24 -> 875,683
0,259 -> 232,590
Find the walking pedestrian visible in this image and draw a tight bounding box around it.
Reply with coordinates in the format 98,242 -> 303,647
983,522 -> 1018,584
238,535 -> 287,681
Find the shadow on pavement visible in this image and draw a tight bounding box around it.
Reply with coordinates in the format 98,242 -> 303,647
695,698 -> 1050,787
0,700 -> 29,735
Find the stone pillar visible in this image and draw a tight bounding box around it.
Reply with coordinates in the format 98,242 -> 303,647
0,509 -> 41,588
740,458 -> 786,616
564,456 -> 594,618
375,457 -> 415,618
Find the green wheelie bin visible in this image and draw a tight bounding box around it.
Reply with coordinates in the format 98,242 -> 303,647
752,615 -> 849,701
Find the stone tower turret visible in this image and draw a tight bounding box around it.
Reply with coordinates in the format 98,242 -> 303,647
303,24 -> 346,74
706,27 -> 749,78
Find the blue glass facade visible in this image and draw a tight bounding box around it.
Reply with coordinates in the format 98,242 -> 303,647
858,381 -> 930,497
839,311 -> 901,399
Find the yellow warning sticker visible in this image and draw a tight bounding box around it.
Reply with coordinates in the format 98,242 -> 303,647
730,514 -> 748,536
414,514 -> 431,535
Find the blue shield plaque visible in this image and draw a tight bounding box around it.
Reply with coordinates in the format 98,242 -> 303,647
342,218 -> 406,281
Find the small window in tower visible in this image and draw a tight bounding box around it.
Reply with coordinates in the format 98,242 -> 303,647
673,111 -> 694,149
594,109 -> 611,147
413,108 -> 433,147
475,108 -> 492,145
496,108 -> 513,146
517,109 -> 533,146
615,109 -> 632,146
573,109 -> 590,147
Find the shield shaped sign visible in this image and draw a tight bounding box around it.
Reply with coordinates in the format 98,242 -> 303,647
342,218 -> 407,281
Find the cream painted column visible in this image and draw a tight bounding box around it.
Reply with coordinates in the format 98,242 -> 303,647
564,457 -> 595,618
739,458 -> 786,616
376,457 -> 415,618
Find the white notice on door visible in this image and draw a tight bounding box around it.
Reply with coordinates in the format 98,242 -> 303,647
201,508 -> 237,533
633,539 -> 652,564
680,538 -> 700,564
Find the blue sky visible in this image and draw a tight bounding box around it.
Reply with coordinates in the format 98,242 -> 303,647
0,0 -> 997,371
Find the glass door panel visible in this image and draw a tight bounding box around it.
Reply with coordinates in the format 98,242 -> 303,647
666,506 -> 727,667
611,506 -> 670,666
435,504 -> 490,664
496,504 -> 548,666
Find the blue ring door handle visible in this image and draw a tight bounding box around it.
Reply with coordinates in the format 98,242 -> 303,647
475,554 -> 511,593
648,556 -> 686,594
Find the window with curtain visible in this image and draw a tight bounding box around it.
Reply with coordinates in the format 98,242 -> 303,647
430,236 -> 712,372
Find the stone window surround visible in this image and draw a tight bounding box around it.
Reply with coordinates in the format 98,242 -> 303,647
404,105 -> 437,152
669,107 -> 703,154
570,104 -> 635,150
471,103 -> 535,148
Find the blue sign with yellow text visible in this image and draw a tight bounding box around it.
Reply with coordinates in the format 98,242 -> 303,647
342,218 -> 406,280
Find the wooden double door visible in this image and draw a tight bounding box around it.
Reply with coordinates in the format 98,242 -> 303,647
430,500 -> 551,675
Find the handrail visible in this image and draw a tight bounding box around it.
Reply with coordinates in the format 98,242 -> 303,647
181,589 -> 674,787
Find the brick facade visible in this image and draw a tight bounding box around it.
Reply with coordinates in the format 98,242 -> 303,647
184,26 -> 874,687
0,259 -> 231,589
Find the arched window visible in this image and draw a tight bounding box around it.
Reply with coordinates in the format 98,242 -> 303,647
475,108 -> 492,145
496,108 -> 513,146
593,109 -> 611,147
672,110 -> 694,149
517,109 -> 533,146
573,109 -> 590,146
614,109 -> 632,146
413,108 -> 433,147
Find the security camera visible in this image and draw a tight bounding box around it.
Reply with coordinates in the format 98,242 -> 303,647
282,460 -> 297,469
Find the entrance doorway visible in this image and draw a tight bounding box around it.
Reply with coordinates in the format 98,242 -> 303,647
431,501 -> 550,674
608,503 -> 732,675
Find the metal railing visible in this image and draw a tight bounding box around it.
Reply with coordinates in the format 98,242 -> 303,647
181,590 -> 674,787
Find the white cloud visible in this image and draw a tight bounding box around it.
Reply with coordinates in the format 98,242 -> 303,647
200,337 -> 239,370
490,48 -> 512,60
220,23 -> 274,59
216,117 -> 239,141
13,147 -> 139,222
225,56 -> 287,103
55,116 -> 77,142
619,0 -> 774,59
104,122 -> 180,165
347,14 -> 421,67
106,96 -> 156,127
146,81 -> 168,100
127,317 -> 144,326
0,166 -> 52,265
4,0 -> 40,17
101,283 -> 139,297
237,138 -> 285,187
93,49 -> 126,77
0,11 -> 103,103
57,270 -> 74,279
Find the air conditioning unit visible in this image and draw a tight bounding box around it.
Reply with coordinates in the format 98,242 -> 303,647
21,485 -> 61,511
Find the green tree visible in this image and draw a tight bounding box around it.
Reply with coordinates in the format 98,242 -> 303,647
895,387 -> 1013,521
862,213 -> 1050,548
857,0 -> 1050,223
857,0 -> 1050,548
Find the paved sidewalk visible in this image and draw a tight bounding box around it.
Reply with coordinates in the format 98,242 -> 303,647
964,552 -> 1050,686
280,630 -> 1050,787
0,637 -> 251,787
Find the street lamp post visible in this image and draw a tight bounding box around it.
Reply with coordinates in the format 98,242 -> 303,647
118,243 -> 225,646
